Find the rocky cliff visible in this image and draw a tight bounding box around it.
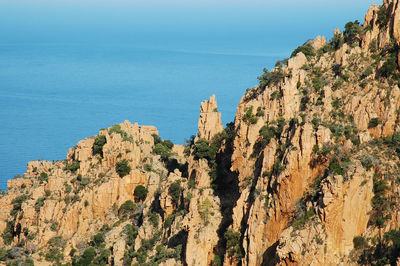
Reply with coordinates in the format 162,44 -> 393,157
3,1 -> 400,265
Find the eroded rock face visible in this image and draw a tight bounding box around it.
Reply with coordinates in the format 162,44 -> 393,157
196,94 -> 224,141
3,1 -> 400,266
276,164 -> 374,265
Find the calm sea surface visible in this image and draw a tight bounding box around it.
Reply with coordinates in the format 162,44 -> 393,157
0,43 -> 280,190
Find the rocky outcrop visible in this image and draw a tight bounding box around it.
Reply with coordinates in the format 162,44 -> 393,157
3,1 -> 400,266
276,163 -> 374,265
196,94 -> 224,141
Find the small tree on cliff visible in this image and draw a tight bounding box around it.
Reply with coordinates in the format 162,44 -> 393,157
134,185 -> 148,201
93,135 -> 107,157
116,159 -> 131,177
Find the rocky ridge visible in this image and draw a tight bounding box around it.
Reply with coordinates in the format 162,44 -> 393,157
3,1 -> 400,265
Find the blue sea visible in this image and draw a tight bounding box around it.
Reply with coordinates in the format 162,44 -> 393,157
0,43 -> 281,190
0,0 -> 379,190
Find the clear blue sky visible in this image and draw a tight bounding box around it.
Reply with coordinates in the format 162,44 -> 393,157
0,0 -> 382,56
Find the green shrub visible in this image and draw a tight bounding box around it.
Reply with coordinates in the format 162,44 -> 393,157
259,125 -> 276,145
153,143 -> 172,160
192,139 -> 213,160
291,43 -> 315,58
152,134 -> 174,160
100,224 -> 111,233
379,55 -> 397,78
91,233 -> 105,247
2,220 -> 15,245
224,229 -> 243,260
368,118 -> 380,128
149,212 -> 159,228
0,247 -> 7,261
48,236 -> 64,247
169,181 -> 183,206
377,6 -> 389,27
384,229 -> 400,250
370,176 -> 390,228
185,192 -> 192,205
369,40 -> 378,53
109,124 -> 124,136
116,159 -> 131,177
134,185 -> 148,201
353,236 -> 368,250
311,117 -> 321,130
256,107 -> 265,117
35,197 -> 46,212
275,58 -> 288,67
118,200 -> 137,217
329,33 -> 344,51
212,255 -> 222,266
343,20 -> 361,42
64,161 -> 80,173
361,66 -> 373,79
312,76 -> 325,92
360,80 -> 368,88
258,68 -> 286,89
11,194 -> 28,217
261,119 -> 286,141
328,158 -> 346,176
243,106 -> 258,124
188,179 -> 195,189
141,230 -> 162,251
199,198 -> 213,225
74,247 -> 96,265
50,221 -> 59,231
64,195 -> 71,205
153,244 -> 179,263
93,247 -> 111,265
124,224 -> 139,246
270,90 -> 283,100
143,164 -> 152,172
361,155 -> 374,171
93,135 -> 107,157
39,172 -> 48,183
292,208 -> 315,229
109,124 -> 134,142
45,247 -> 63,262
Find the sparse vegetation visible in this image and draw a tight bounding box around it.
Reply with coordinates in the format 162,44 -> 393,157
118,200 -> 137,218
199,198 -> 213,225
134,185 -> 148,201
109,124 -> 134,143
258,68 -> 286,89
242,106 -> 258,124
64,161 -> 80,173
291,43 -> 315,58
368,118 -> 380,128
224,229 -> 243,260
116,159 -> 131,177
377,6 -> 390,28
93,135 -> 107,157
39,172 -> 49,183
353,236 -> 368,250
343,20 -> 361,43
169,181 -> 183,206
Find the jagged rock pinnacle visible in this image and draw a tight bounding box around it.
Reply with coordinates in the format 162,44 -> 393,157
196,94 -> 224,142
